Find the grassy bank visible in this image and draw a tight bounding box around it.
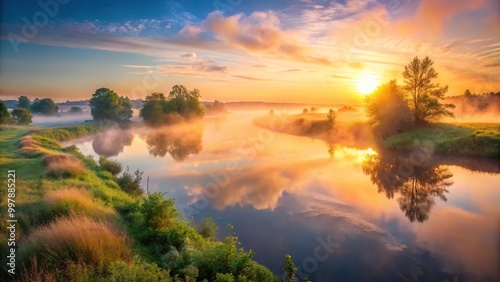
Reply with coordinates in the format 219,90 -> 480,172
383,123 -> 500,158
0,125 -> 279,281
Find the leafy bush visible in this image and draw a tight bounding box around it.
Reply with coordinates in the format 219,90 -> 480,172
141,193 -> 178,230
99,156 -> 123,176
197,218 -> 218,240
107,256 -> 172,282
117,168 -> 143,196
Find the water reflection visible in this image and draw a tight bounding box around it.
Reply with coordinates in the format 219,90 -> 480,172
142,124 -> 203,162
362,153 -> 453,222
92,127 -> 134,157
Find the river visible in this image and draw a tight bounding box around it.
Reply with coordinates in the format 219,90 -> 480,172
65,111 -> 500,282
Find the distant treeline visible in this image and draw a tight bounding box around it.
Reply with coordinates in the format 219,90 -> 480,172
444,90 -> 500,115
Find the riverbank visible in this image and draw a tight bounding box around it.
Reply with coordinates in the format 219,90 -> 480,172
383,123 -> 500,158
254,114 -> 500,158
0,124 -> 278,281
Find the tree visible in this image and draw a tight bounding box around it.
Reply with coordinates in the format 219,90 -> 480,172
17,96 -> 31,109
302,108 -> 309,114
11,108 -> 32,125
325,109 -> 336,131
282,254 -> 298,282
0,101 -> 10,124
366,80 -> 413,138
139,85 -> 205,125
89,88 -> 132,121
69,106 -> 83,114
402,56 -> 455,123
30,98 -> 59,115
464,89 -> 473,97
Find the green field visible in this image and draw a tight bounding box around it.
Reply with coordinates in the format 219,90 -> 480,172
383,123 -> 500,158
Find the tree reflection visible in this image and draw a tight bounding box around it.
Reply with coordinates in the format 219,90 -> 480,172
92,128 -> 134,157
144,125 -> 203,162
362,153 -> 453,222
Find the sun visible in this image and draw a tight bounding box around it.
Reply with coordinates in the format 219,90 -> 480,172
356,73 -> 380,95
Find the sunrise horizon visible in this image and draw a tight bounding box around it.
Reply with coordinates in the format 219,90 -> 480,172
1,0 -> 499,104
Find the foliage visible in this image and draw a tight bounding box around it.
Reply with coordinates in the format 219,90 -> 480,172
325,109 -> 336,131
402,56 -> 455,123
89,88 -> 132,121
117,167 -> 144,197
205,100 -> 228,114
17,95 -> 31,109
33,124 -> 101,141
0,100 -> 10,124
31,98 -> 59,115
69,106 -> 83,113
11,108 -> 32,125
302,108 -> 309,114
107,256 -> 172,281
197,218 -> 219,240
283,254 -> 298,282
45,188 -> 116,220
365,80 -> 413,138
43,153 -> 87,178
140,85 -> 205,125
99,156 -> 123,176
141,193 -> 178,230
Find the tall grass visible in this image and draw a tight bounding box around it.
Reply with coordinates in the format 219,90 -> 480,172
42,154 -> 87,178
19,216 -> 131,277
45,188 -> 116,220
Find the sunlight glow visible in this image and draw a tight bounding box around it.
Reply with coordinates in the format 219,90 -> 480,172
357,73 -> 380,95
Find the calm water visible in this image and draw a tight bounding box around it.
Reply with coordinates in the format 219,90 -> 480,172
67,111 -> 500,282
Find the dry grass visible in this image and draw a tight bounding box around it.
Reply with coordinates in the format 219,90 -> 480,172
45,188 -> 116,220
18,135 -> 43,154
19,216 -> 131,275
42,154 -> 87,178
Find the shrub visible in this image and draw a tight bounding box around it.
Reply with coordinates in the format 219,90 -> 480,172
197,218 -> 218,240
99,156 -> 123,176
45,188 -> 115,220
19,216 -> 131,275
42,154 -> 87,178
107,256 -> 172,282
141,193 -> 178,230
117,168 -> 143,196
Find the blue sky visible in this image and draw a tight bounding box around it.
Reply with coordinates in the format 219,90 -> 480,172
0,0 -> 499,103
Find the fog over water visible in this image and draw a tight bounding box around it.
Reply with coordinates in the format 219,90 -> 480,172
65,110 -> 500,282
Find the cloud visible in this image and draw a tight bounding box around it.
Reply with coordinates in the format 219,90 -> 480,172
180,52 -> 197,59
178,10 -> 333,66
192,60 -> 227,72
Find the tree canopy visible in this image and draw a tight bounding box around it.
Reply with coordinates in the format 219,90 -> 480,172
30,98 -> 59,115
11,108 -> 32,125
0,101 -> 10,124
17,96 -> 31,109
402,56 -> 455,123
365,80 -> 413,138
89,88 -> 132,121
140,85 -> 205,125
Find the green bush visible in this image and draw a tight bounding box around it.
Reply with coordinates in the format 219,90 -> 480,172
141,193 -> 178,230
117,168 -> 144,196
197,218 -> 218,240
99,156 -> 123,176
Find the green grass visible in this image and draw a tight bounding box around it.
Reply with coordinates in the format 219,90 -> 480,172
29,124 -> 101,142
384,123 -> 500,158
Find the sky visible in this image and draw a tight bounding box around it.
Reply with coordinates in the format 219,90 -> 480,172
0,0 -> 499,104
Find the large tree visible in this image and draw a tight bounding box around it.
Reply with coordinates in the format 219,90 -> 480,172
30,98 -> 59,115
402,56 -> 455,123
365,80 -> 413,138
0,101 -> 11,124
89,88 -> 132,121
17,96 -> 31,109
11,108 -> 32,125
